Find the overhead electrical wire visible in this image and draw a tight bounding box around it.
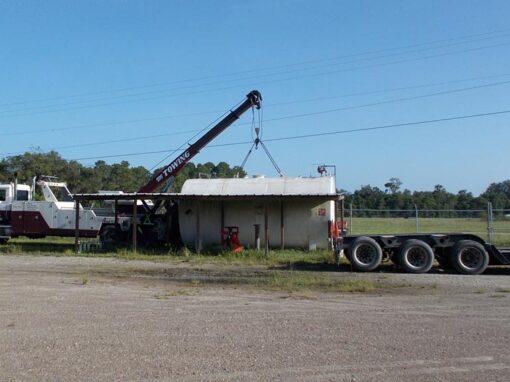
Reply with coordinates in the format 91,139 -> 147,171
269,72 -> 510,107
260,110 -> 510,143
4,76 -> 508,157
261,79 -> 510,124
2,30 -> 509,114
68,109 -> 510,161
148,108 -> 234,172
2,37 -> 510,118
3,39 -> 510,118
4,71 -> 510,139
1,109 -> 222,137
3,77 -> 510,157
2,27 -> 510,110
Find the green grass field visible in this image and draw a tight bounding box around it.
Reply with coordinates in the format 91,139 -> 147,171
349,217 -> 510,246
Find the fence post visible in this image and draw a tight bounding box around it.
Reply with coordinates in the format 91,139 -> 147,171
487,202 -> 494,244
415,204 -> 419,233
349,203 -> 353,235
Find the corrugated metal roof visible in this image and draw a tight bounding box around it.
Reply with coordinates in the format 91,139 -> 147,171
72,177 -> 341,201
72,193 -> 341,201
181,176 -> 336,196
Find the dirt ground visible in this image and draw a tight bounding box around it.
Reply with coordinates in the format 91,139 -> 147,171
1,255 -> 509,381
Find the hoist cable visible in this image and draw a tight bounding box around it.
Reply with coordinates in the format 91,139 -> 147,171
259,140 -> 284,176
239,141 -> 257,171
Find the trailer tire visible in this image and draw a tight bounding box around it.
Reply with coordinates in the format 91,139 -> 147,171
397,239 -> 434,274
349,236 -> 382,272
450,240 -> 489,275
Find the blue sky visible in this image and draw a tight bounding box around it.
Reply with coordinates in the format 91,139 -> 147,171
1,0 -> 509,195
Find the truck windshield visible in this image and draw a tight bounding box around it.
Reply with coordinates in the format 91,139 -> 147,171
0,189 -> 5,202
50,186 -> 73,202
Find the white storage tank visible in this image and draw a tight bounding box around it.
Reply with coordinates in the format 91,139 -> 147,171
178,176 -> 338,250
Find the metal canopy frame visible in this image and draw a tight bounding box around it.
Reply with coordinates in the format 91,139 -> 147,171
72,192 -> 343,253
73,193 -> 341,201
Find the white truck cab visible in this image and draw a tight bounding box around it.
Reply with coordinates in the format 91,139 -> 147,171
0,183 -> 32,204
0,177 -> 106,243
0,183 -> 32,242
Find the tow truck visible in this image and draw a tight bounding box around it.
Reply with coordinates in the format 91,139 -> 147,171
0,90 -> 262,245
0,177 -> 108,243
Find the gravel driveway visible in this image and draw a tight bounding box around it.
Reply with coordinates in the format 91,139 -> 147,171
1,255 -> 509,381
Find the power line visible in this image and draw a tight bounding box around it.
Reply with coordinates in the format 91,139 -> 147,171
48,79 -> 510,146
2,31 -> 508,114
68,109 -> 510,161
4,76 -> 510,157
269,72 -> 510,107
2,27 -> 510,109
2,38 -> 510,119
1,109 -> 223,137
149,108 -> 233,172
261,110 -> 510,143
4,71 -> 510,139
255,41 -> 510,95
32,129 -> 203,151
261,79 -> 510,123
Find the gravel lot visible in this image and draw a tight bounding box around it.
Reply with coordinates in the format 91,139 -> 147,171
1,255 -> 509,381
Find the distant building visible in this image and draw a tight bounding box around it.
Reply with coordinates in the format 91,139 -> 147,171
178,176 -> 340,251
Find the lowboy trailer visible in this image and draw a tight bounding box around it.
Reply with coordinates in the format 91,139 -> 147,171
337,232 -> 510,275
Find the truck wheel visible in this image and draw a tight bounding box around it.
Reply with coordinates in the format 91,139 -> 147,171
397,239 -> 434,274
349,236 -> 382,272
450,240 -> 489,275
100,225 -> 118,246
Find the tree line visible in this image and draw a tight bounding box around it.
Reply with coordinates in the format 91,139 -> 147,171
0,151 -> 245,194
1,152 -> 508,210
343,177 -> 510,211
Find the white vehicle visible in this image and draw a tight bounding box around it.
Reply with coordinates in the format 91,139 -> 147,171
1,92 -> 263,246
0,181 -> 32,242
0,177 -> 112,243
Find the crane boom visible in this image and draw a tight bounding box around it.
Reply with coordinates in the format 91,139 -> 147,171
138,90 -> 262,193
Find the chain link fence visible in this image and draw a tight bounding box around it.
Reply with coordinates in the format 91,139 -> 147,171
344,203 -> 510,247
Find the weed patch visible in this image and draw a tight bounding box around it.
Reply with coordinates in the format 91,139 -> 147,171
154,288 -> 197,299
80,273 -> 89,285
255,272 -> 379,293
